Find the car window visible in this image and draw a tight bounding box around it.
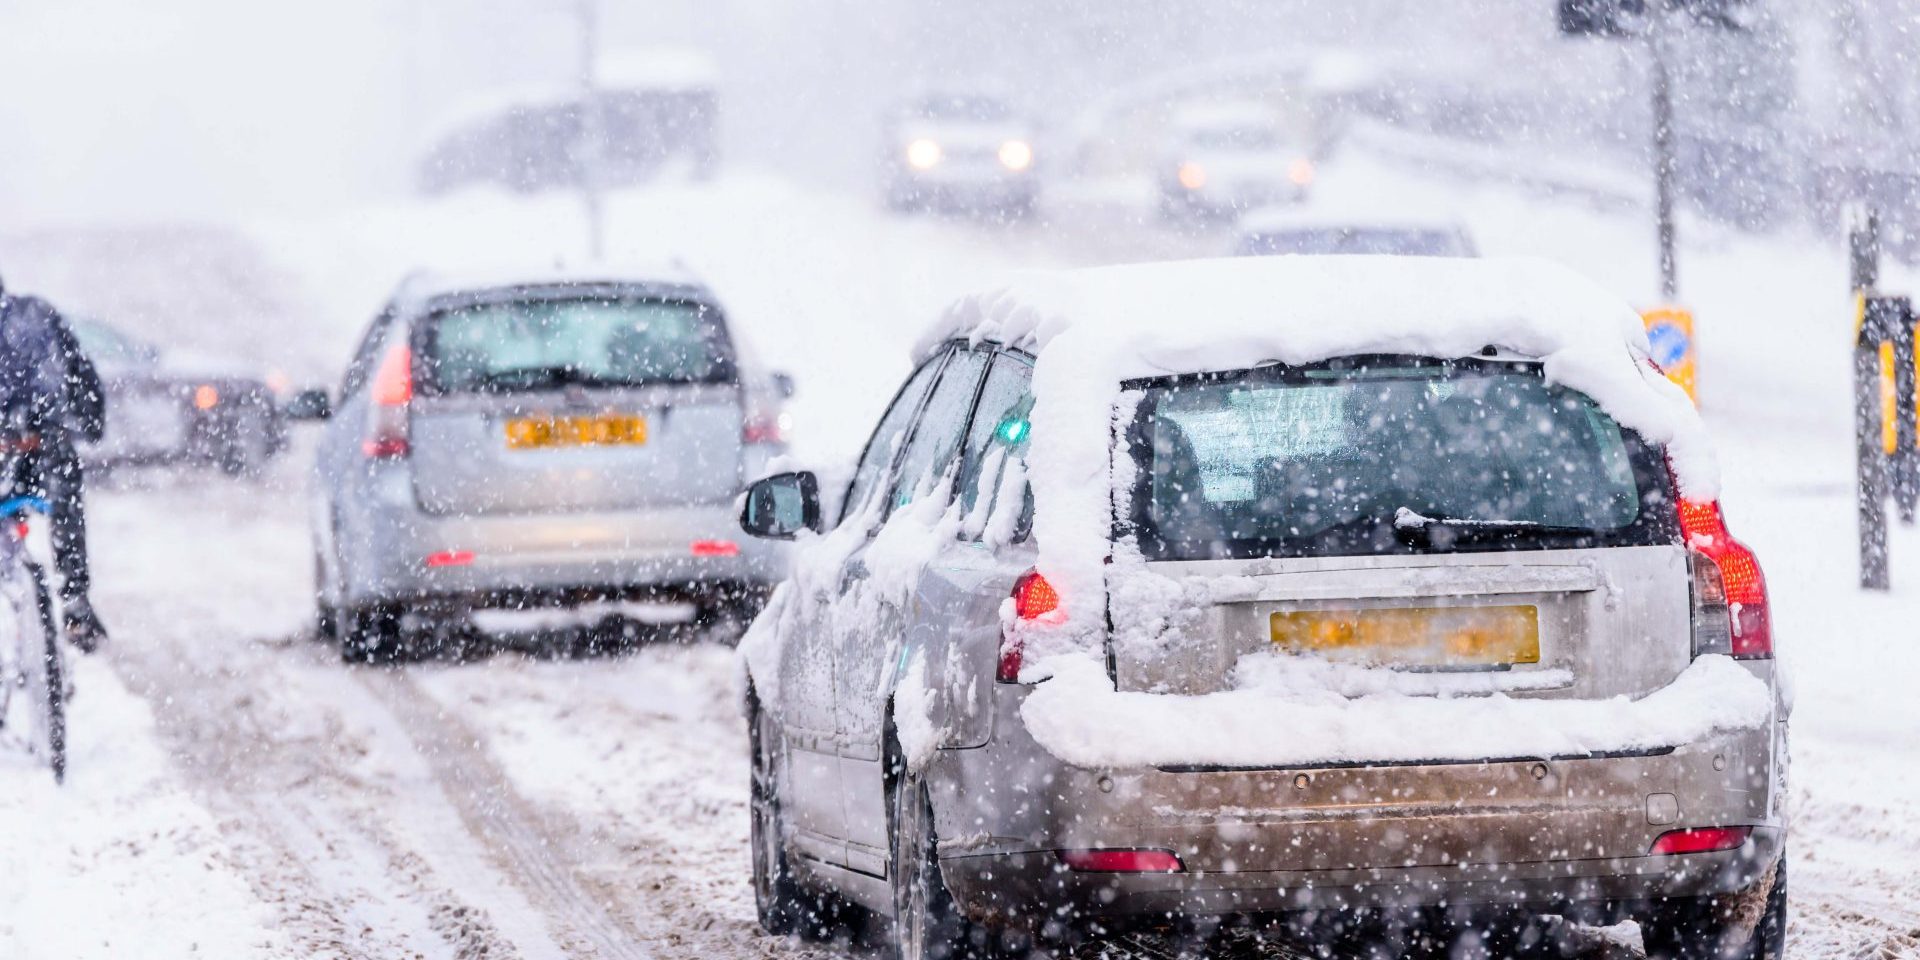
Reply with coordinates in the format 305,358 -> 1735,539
420,297 -> 734,393
841,349 -> 948,525
340,306 -> 399,398
1123,357 -> 1676,561
957,353 -> 1034,543
884,348 -> 989,517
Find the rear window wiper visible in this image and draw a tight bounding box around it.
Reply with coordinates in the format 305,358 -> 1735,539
468,366 -> 631,392
1393,507 -> 1601,542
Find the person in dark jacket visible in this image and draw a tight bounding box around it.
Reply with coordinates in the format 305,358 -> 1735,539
0,272 -> 108,651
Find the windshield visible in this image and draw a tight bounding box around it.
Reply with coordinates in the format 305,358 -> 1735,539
1239,228 -> 1470,257
913,95 -> 1012,122
1122,357 -> 1677,561
420,297 -> 735,393
1188,126 -> 1287,150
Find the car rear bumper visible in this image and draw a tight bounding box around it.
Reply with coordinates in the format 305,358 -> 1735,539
941,833 -> 1783,932
342,493 -> 785,608
930,685 -> 1784,933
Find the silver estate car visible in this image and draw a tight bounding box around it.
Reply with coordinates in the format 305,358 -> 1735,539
737,280 -> 1786,958
306,267 -> 787,661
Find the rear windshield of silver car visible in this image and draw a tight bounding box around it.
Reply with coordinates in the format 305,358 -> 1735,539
417,296 -> 736,394
1119,356 -> 1679,561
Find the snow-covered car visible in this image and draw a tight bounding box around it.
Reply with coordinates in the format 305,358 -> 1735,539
69,317 -> 288,476
1159,101 -> 1316,220
737,256 -> 1787,959
305,265 -> 788,662
1235,210 -> 1479,258
882,93 -> 1038,217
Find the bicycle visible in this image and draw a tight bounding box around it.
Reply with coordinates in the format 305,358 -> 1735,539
0,491 -> 66,783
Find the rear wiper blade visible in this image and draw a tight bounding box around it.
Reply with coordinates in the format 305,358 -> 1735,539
1393,507 -> 1598,538
476,366 -> 628,390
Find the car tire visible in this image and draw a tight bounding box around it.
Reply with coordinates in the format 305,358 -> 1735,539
219,407 -> 272,478
340,603 -> 404,664
748,691 -> 838,938
1641,856 -> 1787,960
886,731 -> 981,960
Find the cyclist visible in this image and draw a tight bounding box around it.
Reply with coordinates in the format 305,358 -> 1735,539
0,271 -> 108,651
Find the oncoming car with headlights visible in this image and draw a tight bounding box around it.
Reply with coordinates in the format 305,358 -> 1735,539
883,93 -> 1038,218
737,256 -> 1787,960
1160,101 -> 1315,221
306,266 -> 789,662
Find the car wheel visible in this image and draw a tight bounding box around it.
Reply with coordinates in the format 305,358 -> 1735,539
749,691 -> 833,937
1641,856 -> 1787,960
313,551 -> 338,639
340,603 -> 404,664
886,733 -> 979,960
219,408 -> 272,478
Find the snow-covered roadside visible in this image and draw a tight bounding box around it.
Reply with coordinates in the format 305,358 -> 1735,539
0,655 -> 289,959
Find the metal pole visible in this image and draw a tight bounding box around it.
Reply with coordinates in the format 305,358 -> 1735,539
1854,214 -> 1891,589
578,0 -> 606,260
1649,20 -> 1679,301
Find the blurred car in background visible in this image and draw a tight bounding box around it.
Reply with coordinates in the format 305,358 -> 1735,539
69,317 -> 288,477
298,265 -> 790,662
1234,211 -> 1479,257
418,48 -> 720,196
1160,100 -> 1316,220
882,92 -> 1038,217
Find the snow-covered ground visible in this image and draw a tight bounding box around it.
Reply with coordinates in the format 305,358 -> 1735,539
0,145 -> 1916,958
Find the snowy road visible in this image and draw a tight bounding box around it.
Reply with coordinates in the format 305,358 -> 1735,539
3,154 -> 1919,958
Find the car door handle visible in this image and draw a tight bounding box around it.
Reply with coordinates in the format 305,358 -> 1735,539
840,560 -> 870,593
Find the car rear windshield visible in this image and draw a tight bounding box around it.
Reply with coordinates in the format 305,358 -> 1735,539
1239,229 -> 1468,258
420,297 -> 735,394
1120,356 -> 1678,561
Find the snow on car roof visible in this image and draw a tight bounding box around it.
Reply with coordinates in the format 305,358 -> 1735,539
397,261 -> 708,307
595,48 -> 720,91
1171,100 -> 1280,133
928,254 -> 1715,623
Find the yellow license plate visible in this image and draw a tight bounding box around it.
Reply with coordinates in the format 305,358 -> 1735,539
504,413 -> 648,450
1270,605 -> 1540,667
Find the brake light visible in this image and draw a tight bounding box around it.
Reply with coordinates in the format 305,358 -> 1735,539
193,384 -> 220,410
362,343 -> 413,459
691,539 -> 740,557
1649,826 -> 1751,856
1057,849 -> 1184,873
997,571 -> 1059,683
1678,499 -> 1771,658
742,410 -> 789,445
423,549 -> 474,568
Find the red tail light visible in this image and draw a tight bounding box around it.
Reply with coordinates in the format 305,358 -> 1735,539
1057,849 -> 1184,873
423,549 -> 474,568
362,343 -> 413,459
1677,499 -> 1771,658
742,411 -> 788,445
997,570 -> 1059,683
691,539 -> 740,557
1649,826 -> 1751,856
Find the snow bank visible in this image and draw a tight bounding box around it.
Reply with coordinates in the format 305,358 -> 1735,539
927,255 -> 1715,638
1020,653 -> 1769,771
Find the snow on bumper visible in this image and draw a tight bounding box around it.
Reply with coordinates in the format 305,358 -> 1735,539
1019,653 -> 1772,771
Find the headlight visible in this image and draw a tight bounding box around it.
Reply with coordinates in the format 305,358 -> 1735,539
1289,158 -> 1316,187
1177,162 -> 1207,191
998,139 -> 1034,172
906,139 -> 943,170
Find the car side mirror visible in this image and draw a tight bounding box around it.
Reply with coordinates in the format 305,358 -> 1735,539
284,388 -> 332,421
770,371 -> 796,399
741,471 -> 820,540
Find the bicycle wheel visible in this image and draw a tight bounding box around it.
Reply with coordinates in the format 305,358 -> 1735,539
23,562 -> 65,784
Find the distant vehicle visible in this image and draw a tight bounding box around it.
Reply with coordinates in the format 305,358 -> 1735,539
1235,211 -> 1479,257
418,49 -> 719,196
738,256 -> 1786,960
882,93 -> 1038,217
69,317 -> 287,476
1159,101 -> 1315,220
298,265 -> 790,662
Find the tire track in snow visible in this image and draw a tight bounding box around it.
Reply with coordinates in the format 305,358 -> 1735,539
357,667 -> 653,960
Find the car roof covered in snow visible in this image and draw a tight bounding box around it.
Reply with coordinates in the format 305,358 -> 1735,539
925,255 -> 1717,619
395,261 -> 710,309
